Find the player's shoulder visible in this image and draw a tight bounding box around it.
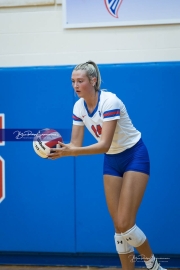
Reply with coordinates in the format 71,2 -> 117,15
74,97 -> 84,108
100,90 -> 122,105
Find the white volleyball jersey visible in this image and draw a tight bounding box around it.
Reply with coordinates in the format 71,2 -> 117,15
73,90 -> 141,154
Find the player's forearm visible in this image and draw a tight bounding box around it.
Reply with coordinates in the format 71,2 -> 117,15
71,141 -> 110,156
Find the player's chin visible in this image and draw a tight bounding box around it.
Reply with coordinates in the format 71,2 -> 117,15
75,91 -> 82,96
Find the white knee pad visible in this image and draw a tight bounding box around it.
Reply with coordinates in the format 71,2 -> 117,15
122,224 -> 146,247
114,233 -> 134,254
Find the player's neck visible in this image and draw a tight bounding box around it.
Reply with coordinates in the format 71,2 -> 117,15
84,91 -> 99,114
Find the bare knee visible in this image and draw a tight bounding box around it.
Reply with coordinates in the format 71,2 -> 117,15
114,217 -> 135,233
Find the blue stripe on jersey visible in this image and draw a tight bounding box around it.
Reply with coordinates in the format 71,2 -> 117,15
73,114 -> 83,122
103,109 -> 120,118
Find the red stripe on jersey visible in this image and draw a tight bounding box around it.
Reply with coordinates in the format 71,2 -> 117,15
104,109 -> 120,118
73,114 -> 82,121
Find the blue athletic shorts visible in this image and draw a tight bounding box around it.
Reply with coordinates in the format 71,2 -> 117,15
103,138 -> 150,177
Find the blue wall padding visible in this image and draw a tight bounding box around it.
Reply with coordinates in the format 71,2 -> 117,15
0,66 -> 75,252
0,62 -> 180,255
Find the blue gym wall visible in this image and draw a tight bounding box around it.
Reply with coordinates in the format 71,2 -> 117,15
0,62 -> 180,267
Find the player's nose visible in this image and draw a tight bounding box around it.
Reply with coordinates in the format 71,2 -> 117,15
74,81 -> 79,89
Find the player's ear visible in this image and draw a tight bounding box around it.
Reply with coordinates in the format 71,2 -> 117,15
91,77 -> 97,86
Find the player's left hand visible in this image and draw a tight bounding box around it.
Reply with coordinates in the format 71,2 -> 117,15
47,141 -> 73,160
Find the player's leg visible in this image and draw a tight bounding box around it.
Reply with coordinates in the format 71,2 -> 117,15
103,174 -> 135,270
103,139 -> 166,270
116,171 -> 152,253
117,171 -> 166,270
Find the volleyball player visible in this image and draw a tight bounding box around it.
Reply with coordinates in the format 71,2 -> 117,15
48,61 -> 166,270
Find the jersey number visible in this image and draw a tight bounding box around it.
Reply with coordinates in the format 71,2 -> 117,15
91,125 -> 102,138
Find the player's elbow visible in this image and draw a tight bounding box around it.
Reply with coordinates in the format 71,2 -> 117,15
104,147 -> 110,153
100,141 -> 111,153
